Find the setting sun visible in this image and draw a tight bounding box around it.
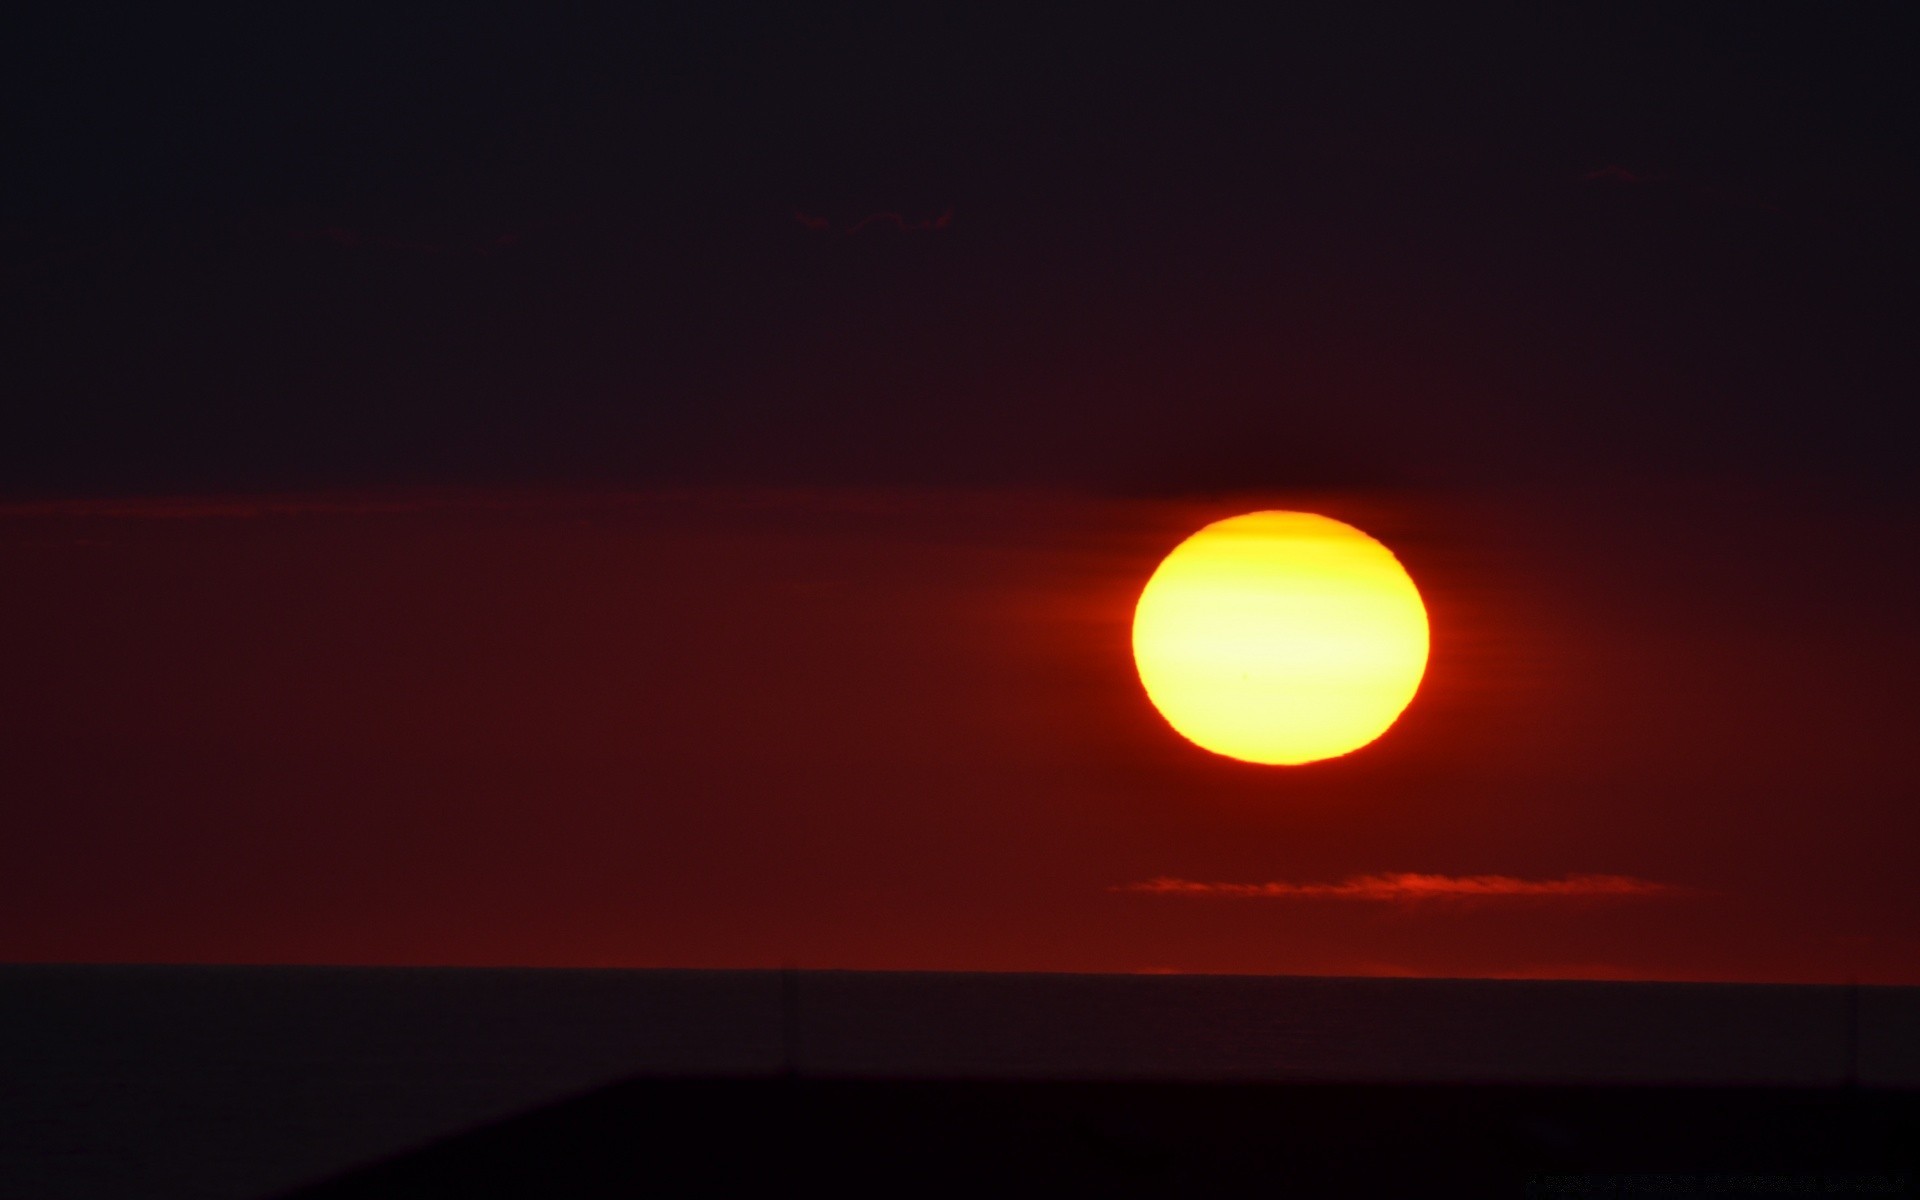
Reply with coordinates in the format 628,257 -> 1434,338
1131,511 -> 1430,765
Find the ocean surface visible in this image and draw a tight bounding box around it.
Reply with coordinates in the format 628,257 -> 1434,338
3,965 -> 1917,1198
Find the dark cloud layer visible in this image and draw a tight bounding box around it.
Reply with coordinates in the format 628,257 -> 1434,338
2,7 -> 1916,499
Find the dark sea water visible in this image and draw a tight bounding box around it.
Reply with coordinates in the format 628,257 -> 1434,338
3,965 -> 1917,1199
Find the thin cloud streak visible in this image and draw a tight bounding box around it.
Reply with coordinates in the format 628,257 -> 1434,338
1117,873 -> 1685,902
0,484 -> 1101,522
845,208 -> 953,234
0,492 -> 545,520
795,209 -> 954,234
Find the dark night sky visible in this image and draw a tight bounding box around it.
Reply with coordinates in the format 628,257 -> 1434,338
2,5 -> 1916,981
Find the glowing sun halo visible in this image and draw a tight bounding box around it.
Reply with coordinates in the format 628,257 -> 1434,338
1131,511 -> 1430,765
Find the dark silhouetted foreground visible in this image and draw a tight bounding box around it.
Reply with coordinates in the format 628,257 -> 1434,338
286,1076 -> 1918,1198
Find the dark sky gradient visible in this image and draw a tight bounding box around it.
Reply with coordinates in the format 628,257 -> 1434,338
2,6 -> 1916,981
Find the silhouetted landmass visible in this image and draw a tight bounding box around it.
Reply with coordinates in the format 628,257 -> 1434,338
286,1076 -> 1919,1198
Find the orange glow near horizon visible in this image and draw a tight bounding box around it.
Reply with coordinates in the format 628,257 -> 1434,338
1131,511 -> 1430,765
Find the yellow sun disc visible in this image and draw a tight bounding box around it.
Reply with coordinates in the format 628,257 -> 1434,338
1131,511 -> 1429,765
